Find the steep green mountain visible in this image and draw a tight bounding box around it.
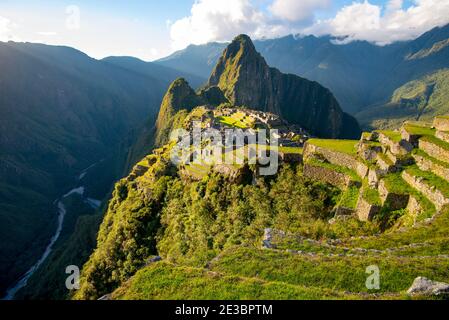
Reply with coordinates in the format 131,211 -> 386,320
74,96 -> 449,300
207,35 -> 360,139
0,41 -> 197,297
155,24 -> 449,118
356,69 -> 449,129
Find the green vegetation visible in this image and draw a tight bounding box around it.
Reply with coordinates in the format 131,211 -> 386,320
112,262 -> 361,300
361,180 -> 382,206
403,123 -> 435,137
338,186 -> 360,209
405,165 -> 449,198
413,149 -> 449,169
358,69 -> 449,130
307,139 -> 358,155
421,134 -> 449,151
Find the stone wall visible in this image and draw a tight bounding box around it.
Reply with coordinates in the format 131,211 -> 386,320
303,163 -> 360,188
356,196 -> 381,221
378,133 -> 413,156
378,180 -> 410,211
433,117 -> 449,132
436,131 -> 449,144
401,128 -> 421,147
279,152 -> 303,164
358,142 -> 382,161
402,171 -> 449,211
304,143 -> 368,178
419,139 -> 449,165
413,153 -> 449,182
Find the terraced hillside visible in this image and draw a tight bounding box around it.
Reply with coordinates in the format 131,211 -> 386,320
75,114 -> 449,300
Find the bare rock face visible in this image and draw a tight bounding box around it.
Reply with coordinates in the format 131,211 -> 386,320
407,277 -> 449,296
207,34 -> 361,139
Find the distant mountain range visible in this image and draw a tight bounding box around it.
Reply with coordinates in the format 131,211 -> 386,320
155,24 -> 449,126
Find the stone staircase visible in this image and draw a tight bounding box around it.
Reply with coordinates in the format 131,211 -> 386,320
303,115 -> 449,226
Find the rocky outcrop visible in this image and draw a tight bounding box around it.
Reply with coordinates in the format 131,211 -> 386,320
207,34 -> 361,139
407,277 -> 449,296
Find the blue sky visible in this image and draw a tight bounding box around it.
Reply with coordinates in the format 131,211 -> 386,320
0,0 -> 447,61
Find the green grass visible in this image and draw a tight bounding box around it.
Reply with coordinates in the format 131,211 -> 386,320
216,112 -> 255,129
210,247 -> 449,294
403,123 -> 435,137
405,165 -> 449,198
413,149 -> 449,170
307,139 -> 358,155
421,134 -> 449,152
338,186 -> 360,209
362,180 -> 382,206
278,146 -> 303,154
307,158 -> 362,183
382,172 -> 436,221
382,173 -> 413,195
436,116 -> 449,120
112,262 -> 365,300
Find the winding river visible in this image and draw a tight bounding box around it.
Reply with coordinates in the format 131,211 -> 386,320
2,164 -> 101,300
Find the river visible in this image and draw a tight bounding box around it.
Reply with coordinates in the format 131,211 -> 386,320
2,163 -> 101,300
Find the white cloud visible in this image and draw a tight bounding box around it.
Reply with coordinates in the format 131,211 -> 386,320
0,15 -> 16,41
170,0 -> 449,50
308,0 -> 449,45
170,0 -> 282,50
269,0 -> 330,22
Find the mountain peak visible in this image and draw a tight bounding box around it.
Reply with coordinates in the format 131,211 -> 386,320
206,34 -> 361,138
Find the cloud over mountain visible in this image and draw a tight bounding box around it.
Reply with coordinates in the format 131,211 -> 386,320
170,0 -> 449,49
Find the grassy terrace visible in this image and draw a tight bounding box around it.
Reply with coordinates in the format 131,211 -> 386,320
342,208 -> 449,251
184,163 -> 211,179
421,134 -> 449,152
112,262 -> 366,300
377,130 -> 402,142
382,172 -> 436,220
361,180 -> 382,206
216,112 -> 255,129
307,139 -> 358,155
338,186 -> 360,209
210,247 -> 449,295
413,149 -> 449,169
307,158 -> 362,183
404,123 -> 435,137
405,165 -> 449,199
